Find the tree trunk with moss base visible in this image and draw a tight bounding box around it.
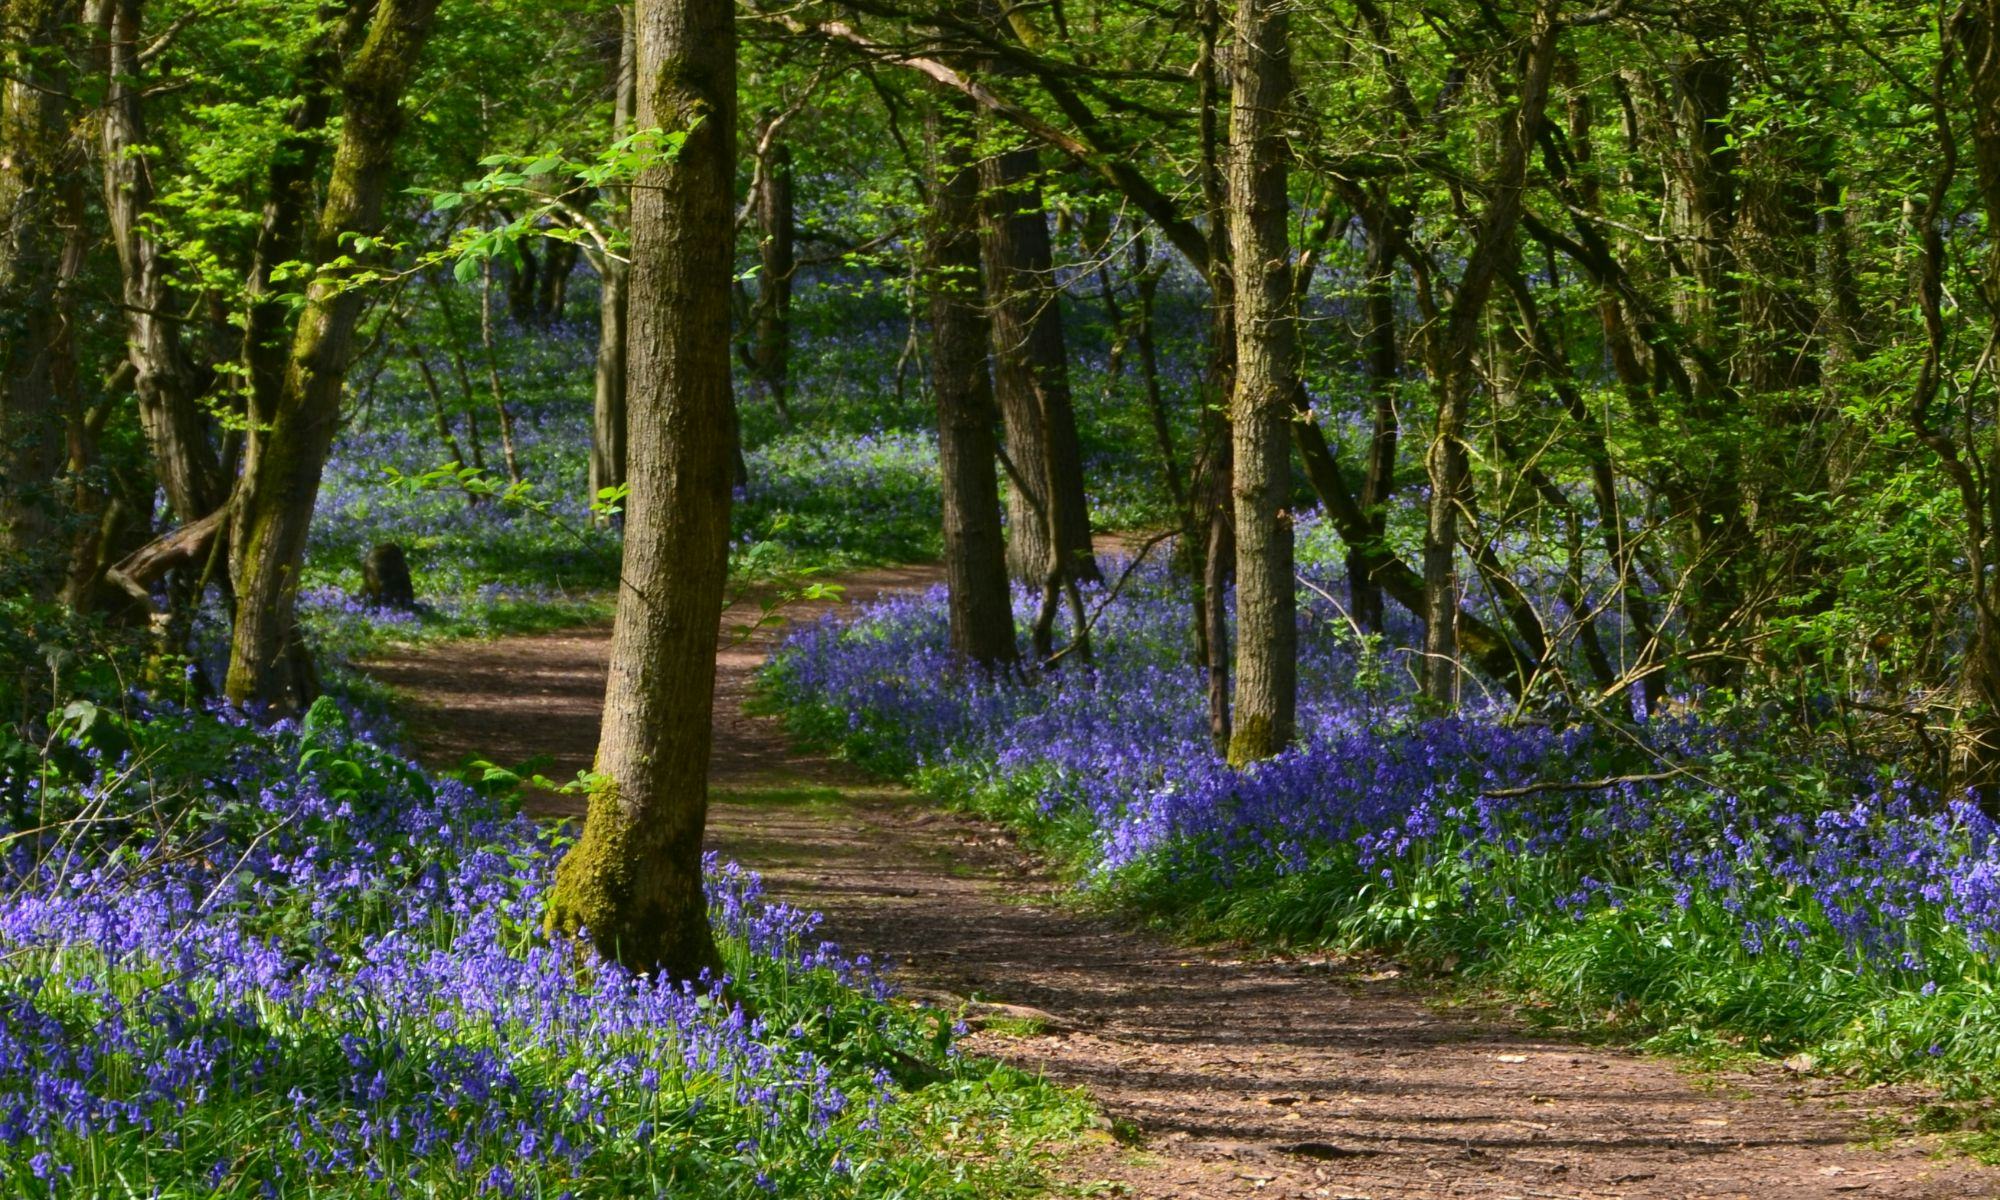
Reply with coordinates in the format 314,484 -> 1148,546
543,0 -> 734,980
1224,0 -> 1297,765
224,0 -> 442,707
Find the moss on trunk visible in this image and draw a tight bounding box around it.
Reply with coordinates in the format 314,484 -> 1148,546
544,778 -> 722,979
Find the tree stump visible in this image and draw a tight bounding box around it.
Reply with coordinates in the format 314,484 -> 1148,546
359,542 -> 416,610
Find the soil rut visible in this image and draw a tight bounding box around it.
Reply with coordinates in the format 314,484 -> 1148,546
363,569 -> 1997,1200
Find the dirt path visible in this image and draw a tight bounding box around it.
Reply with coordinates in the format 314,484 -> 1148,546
364,569 -> 1997,1200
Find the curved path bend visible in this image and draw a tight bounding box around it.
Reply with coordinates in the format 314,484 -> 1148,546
364,567 -> 1996,1200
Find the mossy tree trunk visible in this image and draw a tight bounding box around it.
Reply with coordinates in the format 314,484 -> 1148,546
544,0 -> 734,980
224,0 -> 443,707
1224,0 -> 1297,764
927,91 -> 1017,668
240,5 -> 365,456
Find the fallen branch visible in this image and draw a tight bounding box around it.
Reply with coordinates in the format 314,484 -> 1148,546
1480,770 -> 1685,799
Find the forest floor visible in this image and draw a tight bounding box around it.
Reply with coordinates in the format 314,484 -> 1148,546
363,566 -> 2000,1200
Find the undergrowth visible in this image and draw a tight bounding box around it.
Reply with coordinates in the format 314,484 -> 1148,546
762,559 -> 2000,1103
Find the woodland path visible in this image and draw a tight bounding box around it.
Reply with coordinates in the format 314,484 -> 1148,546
364,567 -> 1998,1200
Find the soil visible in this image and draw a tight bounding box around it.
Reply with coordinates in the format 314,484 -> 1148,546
362,566 -> 1999,1200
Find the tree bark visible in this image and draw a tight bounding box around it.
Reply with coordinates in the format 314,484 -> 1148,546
0,0 -> 75,585
224,0 -> 443,707
979,146 -> 1099,584
1223,0 -> 1297,763
543,0 -> 733,980
927,92 -> 1017,667
590,2 -> 635,517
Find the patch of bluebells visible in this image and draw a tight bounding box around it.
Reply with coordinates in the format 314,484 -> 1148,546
768,547 -> 2000,1007
735,429 -> 943,568
0,697 -> 977,1197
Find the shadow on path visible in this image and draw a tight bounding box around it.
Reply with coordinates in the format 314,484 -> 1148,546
365,566 -> 1996,1200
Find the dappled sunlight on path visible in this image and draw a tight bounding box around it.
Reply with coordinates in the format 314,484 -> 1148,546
366,565 -> 1998,1200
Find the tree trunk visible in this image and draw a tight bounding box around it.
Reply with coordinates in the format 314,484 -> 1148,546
506,242 -> 539,323
590,2 -> 635,518
1224,0 -> 1298,764
224,0 -> 443,707
0,0 -> 75,586
101,0 -> 224,525
927,93 -> 1017,667
543,0 -> 733,980
1641,52 -> 1748,683
751,114 -> 795,419
979,146 -> 1099,584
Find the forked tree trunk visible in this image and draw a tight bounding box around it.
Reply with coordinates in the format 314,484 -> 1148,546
543,0 -> 733,980
0,0 -> 75,586
224,0 -> 443,707
1224,0 -> 1298,764
589,3 -> 635,516
926,93 -> 1017,666
979,146 -> 1099,585
539,237 -> 578,320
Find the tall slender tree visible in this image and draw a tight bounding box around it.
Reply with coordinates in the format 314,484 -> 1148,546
1224,0 -> 1297,763
590,2 -> 636,517
1416,1 -> 1562,706
749,111 -> 796,418
543,0 -> 736,978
